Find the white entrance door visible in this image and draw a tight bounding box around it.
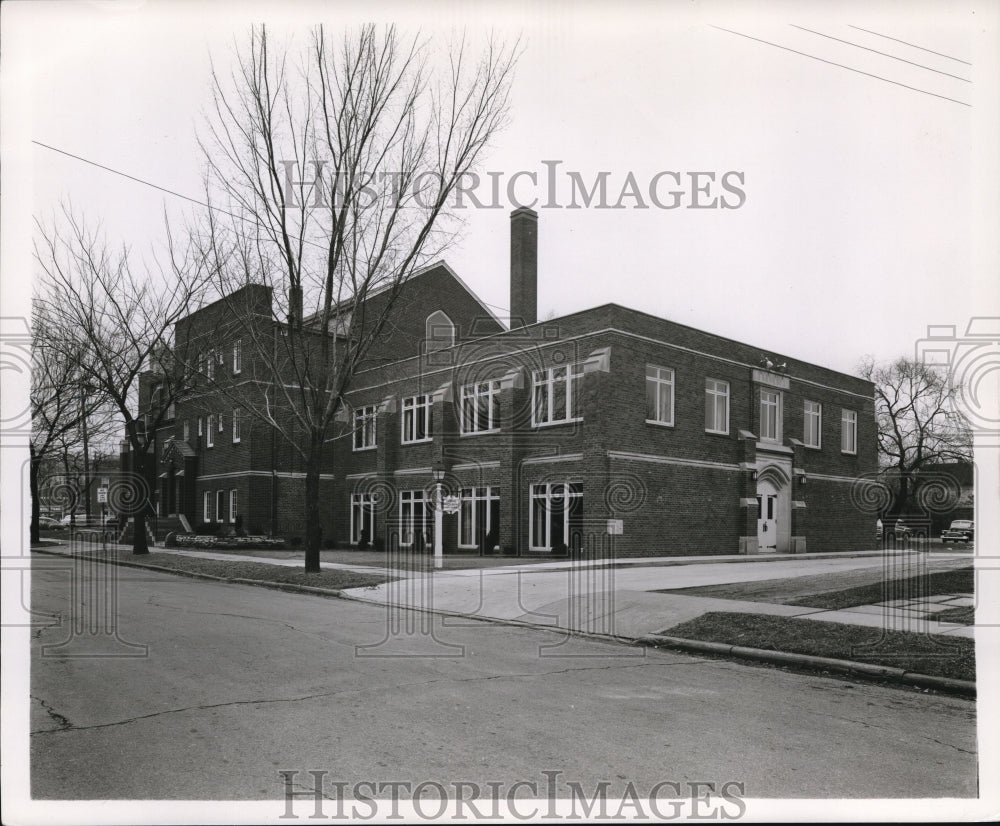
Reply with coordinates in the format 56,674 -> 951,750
757,487 -> 778,552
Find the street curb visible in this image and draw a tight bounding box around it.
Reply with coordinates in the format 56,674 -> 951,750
30,546 -> 977,698
30,547 -> 355,598
636,634 -> 976,698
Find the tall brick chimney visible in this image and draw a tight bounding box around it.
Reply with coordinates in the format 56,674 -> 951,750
509,207 -> 537,328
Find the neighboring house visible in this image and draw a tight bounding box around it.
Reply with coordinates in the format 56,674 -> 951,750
912,461 -> 974,535
129,209 -> 877,556
38,456 -> 120,522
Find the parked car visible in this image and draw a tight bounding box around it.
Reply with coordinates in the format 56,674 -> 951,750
59,512 -> 118,529
38,516 -> 65,531
941,520 -> 974,544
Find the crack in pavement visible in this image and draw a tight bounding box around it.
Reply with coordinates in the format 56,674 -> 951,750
30,657 -> 708,736
142,596 -> 348,647
920,735 -> 976,755
32,695 -> 72,730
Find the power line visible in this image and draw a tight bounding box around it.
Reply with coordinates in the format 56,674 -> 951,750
847,25 -> 972,66
33,139 -> 515,308
33,139 -> 331,254
33,140 -> 229,216
711,26 -> 970,107
790,24 -> 971,83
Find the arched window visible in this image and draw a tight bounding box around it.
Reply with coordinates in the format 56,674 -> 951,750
425,310 -> 455,352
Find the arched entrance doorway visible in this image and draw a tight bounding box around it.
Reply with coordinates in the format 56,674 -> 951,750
756,464 -> 791,553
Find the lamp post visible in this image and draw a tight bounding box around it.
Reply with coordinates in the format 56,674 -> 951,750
432,460 -> 445,570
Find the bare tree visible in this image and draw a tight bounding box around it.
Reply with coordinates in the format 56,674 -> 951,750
860,356 -> 972,514
196,24 -> 518,570
34,206 -> 211,554
29,302 -> 112,542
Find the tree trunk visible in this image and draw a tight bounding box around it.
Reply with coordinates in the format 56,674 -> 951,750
303,438 -> 323,573
133,508 -> 150,555
30,447 -> 41,545
131,450 -> 150,555
896,468 -> 911,515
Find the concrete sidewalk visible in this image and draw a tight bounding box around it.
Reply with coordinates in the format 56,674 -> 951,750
335,552 -> 974,640
35,539 -> 974,641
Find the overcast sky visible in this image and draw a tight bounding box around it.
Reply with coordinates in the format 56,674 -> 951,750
5,0 -> 999,377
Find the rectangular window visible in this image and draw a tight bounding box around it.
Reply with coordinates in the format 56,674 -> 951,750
206,415 -> 214,447
399,490 -> 429,547
759,388 -> 782,443
353,405 -> 377,450
232,408 -> 241,444
460,380 -> 501,434
232,340 -> 242,374
804,401 -> 822,448
229,489 -> 238,524
350,493 -> 376,545
705,378 -> 730,434
203,491 -> 211,522
529,483 -> 583,552
458,487 -> 500,550
645,365 -> 675,425
218,413 -> 224,433
532,364 -> 583,426
183,419 -> 190,441
198,417 -> 203,437
841,408 -> 858,454
216,490 -> 225,523
401,395 -> 432,444
206,350 -> 215,380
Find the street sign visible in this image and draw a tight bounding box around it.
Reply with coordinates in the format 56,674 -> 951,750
442,495 -> 461,515
97,488 -> 108,503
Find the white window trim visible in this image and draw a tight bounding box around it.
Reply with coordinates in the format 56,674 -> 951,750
804,400 -> 822,449
531,365 -> 584,427
229,489 -> 238,524
705,378 -> 730,435
206,350 -> 215,380
529,482 -> 583,551
350,492 -> 376,545
216,489 -> 225,523
206,415 -> 215,447
841,408 -> 858,455
232,341 -> 242,375
457,487 -> 500,549
202,490 -> 211,522
759,388 -> 782,444
218,413 -> 224,433
183,419 -> 190,441
232,409 -> 241,444
198,417 -> 203,437
398,490 -> 429,547
400,395 -> 433,445
353,405 -> 378,452
460,380 -> 501,435
645,365 -> 675,427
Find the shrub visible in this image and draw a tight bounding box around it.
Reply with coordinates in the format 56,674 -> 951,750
195,522 -> 221,536
288,536 -> 303,548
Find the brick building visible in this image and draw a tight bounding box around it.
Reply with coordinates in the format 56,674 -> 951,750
132,208 -> 877,556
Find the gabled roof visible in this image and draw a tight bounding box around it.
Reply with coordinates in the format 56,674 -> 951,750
162,437 -> 196,461
302,260 -> 505,333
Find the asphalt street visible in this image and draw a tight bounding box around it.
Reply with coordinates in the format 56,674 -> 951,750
28,557 -> 977,801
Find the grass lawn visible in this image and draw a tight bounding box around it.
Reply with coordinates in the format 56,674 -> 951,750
934,605 -> 974,626
661,611 -> 975,682
34,545 -> 392,591
660,565 -> 973,610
